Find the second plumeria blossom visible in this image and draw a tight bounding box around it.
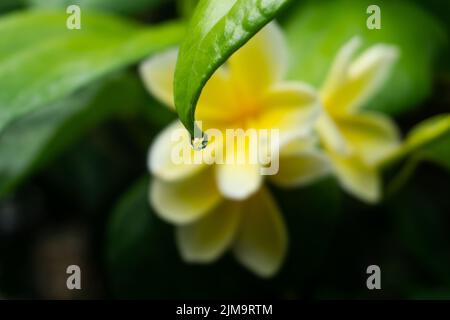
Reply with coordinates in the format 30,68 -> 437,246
317,37 -> 401,203
140,23 -> 330,277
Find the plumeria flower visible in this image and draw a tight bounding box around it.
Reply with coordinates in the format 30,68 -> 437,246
317,37 -> 401,203
139,23 -> 330,277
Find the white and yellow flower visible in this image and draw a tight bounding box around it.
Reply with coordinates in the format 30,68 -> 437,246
139,23 -> 330,277
317,37 -> 401,203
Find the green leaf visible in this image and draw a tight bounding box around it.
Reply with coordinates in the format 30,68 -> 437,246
383,114 -> 450,167
0,0 -> 24,12
411,0 -> 450,71
26,0 -> 166,15
383,114 -> 450,194
0,10 -> 184,134
282,0 -> 445,115
176,0 -> 199,18
174,0 -> 291,136
403,114 -> 450,167
0,73 -> 152,196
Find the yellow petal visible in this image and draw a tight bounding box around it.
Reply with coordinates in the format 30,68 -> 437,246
321,36 -> 362,100
215,160 -> 262,200
150,167 -> 222,225
228,22 -> 288,100
195,68 -> 238,127
337,112 -> 401,166
271,148 -> 331,188
263,82 -> 318,110
316,111 -> 349,154
328,151 -> 381,203
322,41 -> 398,115
149,121 -> 215,181
278,136 -> 318,157
232,188 -> 287,278
176,200 -> 240,263
139,48 -> 178,109
345,44 -> 399,112
257,82 -> 321,142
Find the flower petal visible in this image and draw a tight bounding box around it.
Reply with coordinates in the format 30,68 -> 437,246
322,41 -> 399,115
328,151 -> 381,203
150,167 -> 222,225
337,112 -> 401,165
232,188 -> 287,278
139,48 -> 178,109
176,200 -> 240,263
257,82 -> 321,142
321,36 -> 362,100
278,136 -> 318,157
228,22 -> 288,99
271,149 -> 331,188
316,111 -> 349,154
215,160 -> 262,200
195,68 -> 238,126
149,121 -> 212,181
345,44 -> 399,112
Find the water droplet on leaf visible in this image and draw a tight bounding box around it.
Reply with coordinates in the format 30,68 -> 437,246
191,132 -> 208,151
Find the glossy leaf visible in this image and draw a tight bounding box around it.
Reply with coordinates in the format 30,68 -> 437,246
382,114 -> 450,167
174,0 -> 291,136
0,74 -> 155,196
176,0 -> 199,18
26,0 -> 166,15
0,0 -> 23,12
383,114 -> 450,194
0,10 -> 184,133
411,0 -> 450,71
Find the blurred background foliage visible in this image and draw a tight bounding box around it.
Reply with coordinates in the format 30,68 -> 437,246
0,0 -> 449,299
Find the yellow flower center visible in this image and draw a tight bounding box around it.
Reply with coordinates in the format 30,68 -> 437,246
233,101 -> 263,128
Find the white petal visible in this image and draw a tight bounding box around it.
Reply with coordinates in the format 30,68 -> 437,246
346,44 -> 399,111
149,167 -> 222,225
271,149 -> 331,188
337,112 -> 401,166
321,36 -> 362,98
139,48 -> 178,109
258,81 -> 321,141
321,40 -> 399,115
215,161 -> 262,200
329,151 -> 381,203
316,112 -> 349,154
148,121 -> 209,182
176,200 -> 240,263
